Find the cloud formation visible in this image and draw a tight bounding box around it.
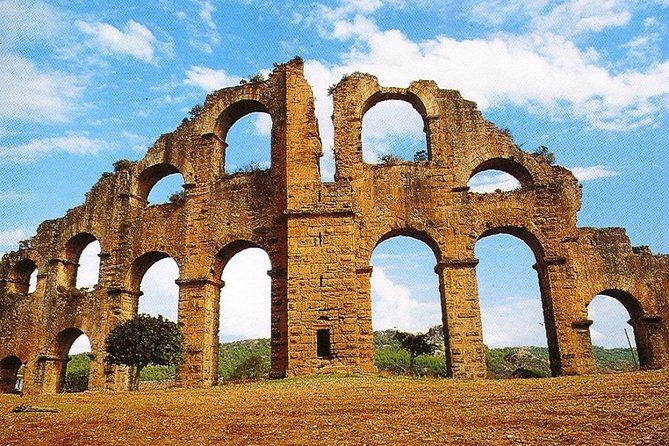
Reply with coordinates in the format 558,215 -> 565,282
0,134 -> 114,164
303,1 -> 669,134
185,66 -> 240,91
0,54 -> 83,123
77,20 -> 168,63
0,228 -> 31,248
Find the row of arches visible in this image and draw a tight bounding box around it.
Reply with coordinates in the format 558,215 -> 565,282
371,233 -> 645,374
358,99 -> 527,192
2,230 -> 644,394
144,99 -> 530,208
6,237 -> 101,297
1,245 -> 273,394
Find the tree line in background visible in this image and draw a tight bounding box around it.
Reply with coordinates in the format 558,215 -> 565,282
63,319 -> 637,392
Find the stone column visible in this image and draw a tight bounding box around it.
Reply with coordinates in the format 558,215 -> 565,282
176,278 -> 222,388
355,265 -> 377,373
436,258 -> 487,379
631,314 -> 668,369
537,258 -> 596,376
33,355 -> 68,394
268,267 -> 288,378
99,288 -> 142,391
570,318 -> 598,374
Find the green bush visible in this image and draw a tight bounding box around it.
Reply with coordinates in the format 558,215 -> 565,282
140,365 -> 176,381
374,347 -> 410,374
230,354 -> 267,380
219,340 -> 270,381
64,353 -> 91,392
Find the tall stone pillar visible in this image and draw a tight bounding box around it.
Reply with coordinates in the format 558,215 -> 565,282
631,314 -> 668,369
176,278 -> 222,387
355,265 -> 377,374
268,267 -> 288,378
436,258 -> 487,379
101,288 -> 141,391
537,258 -> 602,376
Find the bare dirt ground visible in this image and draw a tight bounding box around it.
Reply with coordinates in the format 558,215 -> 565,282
1,370 -> 668,446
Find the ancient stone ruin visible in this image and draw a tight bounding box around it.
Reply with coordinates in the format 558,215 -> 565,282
1,58 -> 668,394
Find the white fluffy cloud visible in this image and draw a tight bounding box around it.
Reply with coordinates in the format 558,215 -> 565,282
588,294 -> 635,348
184,66 -> 240,91
571,165 -> 619,181
219,248 -> 272,341
468,171 -> 522,193
0,0 -> 62,47
76,241 -> 101,289
480,297 -> 548,347
0,134 -> 113,164
138,257 -> 180,322
77,20 -> 168,63
371,266 -> 441,332
0,191 -> 32,204
303,1 -> 669,138
0,228 -> 31,249
0,54 -> 83,123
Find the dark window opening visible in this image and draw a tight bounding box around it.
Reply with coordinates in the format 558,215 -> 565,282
316,329 -> 332,358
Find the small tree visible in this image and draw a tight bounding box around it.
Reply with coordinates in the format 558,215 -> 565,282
188,104 -> 203,119
394,331 -> 436,370
532,145 -> 556,165
169,190 -> 185,204
377,154 -> 403,165
413,150 -> 428,162
105,314 -> 184,391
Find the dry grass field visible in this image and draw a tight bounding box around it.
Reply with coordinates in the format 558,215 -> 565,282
1,370 -> 668,446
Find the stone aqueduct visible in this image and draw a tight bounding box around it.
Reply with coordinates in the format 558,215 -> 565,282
1,58 -> 668,393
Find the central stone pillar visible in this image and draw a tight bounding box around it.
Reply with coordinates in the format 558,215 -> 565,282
435,258 -> 487,379
176,277 -> 222,387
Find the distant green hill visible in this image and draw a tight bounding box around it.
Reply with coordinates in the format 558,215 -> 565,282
63,329 -> 637,391
374,326 -> 638,378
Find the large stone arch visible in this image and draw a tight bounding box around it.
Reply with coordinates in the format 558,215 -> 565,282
586,289 -> 658,369
126,251 -> 180,295
0,58 -> 667,391
38,327 -> 93,394
0,355 -> 24,393
467,157 -> 536,191
60,232 -> 101,289
332,74 -> 442,179
134,162 -> 191,204
7,258 -> 39,296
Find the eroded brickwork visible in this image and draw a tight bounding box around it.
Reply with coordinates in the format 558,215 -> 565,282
1,58 -> 668,393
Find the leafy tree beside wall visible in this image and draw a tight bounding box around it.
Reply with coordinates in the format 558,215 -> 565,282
105,314 -> 184,391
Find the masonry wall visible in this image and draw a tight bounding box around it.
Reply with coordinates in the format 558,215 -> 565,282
1,58 -> 667,393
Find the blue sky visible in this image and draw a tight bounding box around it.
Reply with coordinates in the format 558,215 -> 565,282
1,0 -> 668,353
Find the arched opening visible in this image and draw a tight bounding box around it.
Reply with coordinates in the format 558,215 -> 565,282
64,333 -> 92,392
468,171 -> 521,193
362,99 -> 428,164
370,234 -> 443,376
587,291 -> 643,372
137,164 -> 186,205
223,112 -> 272,174
136,256 -> 180,322
10,259 -> 38,295
217,245 -> 272,380
0,355 -> 23,393
64,233 -> 101,289
76,240 -> 100,288
47,328 -> 92,393
475,233 -> 551,378
467,158 -> 533,193
147,173 -> 186,205
216,100 -> 272,175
